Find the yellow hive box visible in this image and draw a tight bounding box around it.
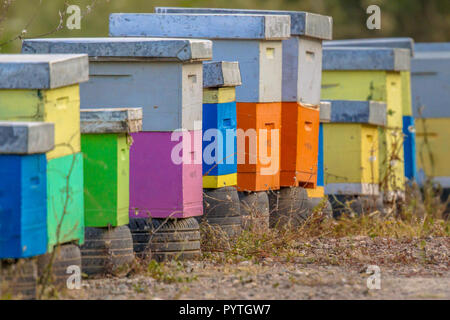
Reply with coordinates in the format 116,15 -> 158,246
323,123 -> 379,195
322,71 -> 403,128
378,127 -> 405,191
0,85 -> 81,160
322,71 -> 405,192
203,173 -> 238,189
0,54 -> 88,160
415,118 -> 450,186
401,71 -> 413,116
203,87 -> 236,104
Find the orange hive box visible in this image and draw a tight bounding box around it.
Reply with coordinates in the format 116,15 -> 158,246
237,102 -> 281,191
280,102 -> 320,188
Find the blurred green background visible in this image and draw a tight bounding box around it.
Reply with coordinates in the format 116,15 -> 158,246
1,0 -> 449,53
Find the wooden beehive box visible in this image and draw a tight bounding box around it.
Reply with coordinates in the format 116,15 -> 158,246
0,54 -> 88,160
23,37 -> 212,219
322,47 -> 410,192
80,108 -> 143,227
237,102 -> 282,191
46,152 -> 84,251
415,118 -> 450,188
22,37 -> 212,132
0,122 -> 54,258
110,13 -> 290,104
323,100 -> 386,196
324,38 -> 418,181
306,101 -> 331,199
129,131 -> 203,218
202,61 -> 241,188
109,13 -> 290,192
154,8 -> 333,105
412,47 -> 450,118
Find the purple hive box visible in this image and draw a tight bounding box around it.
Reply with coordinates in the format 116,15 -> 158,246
129,131 -> 203,218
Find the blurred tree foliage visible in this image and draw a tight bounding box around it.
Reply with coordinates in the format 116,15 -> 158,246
0,0 -> 449,53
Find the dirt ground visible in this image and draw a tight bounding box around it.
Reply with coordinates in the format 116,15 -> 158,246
63,236 -> 449,300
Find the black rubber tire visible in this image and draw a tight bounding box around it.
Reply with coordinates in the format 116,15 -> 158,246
202,187 -> 241,218
1,259 -> 37,300
238,191 -> 270,231
80,226 -> 134,276
200,187 -> 242,237
129,217 -> 201,262
330,194 -> 384,218
37,244 -> 81,288
306,197 -> 333,218
268,187 -> 310,228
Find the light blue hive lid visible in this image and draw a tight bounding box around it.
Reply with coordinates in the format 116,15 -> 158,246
324,37 -> 414,56
22,37 -> 212,62
326,100 -> 387,126
0,54 -> 88,89
0,121 -> 55,154
323,46 -> 410,71
203,61 -> 242,88
109,13 -> 290,40
154,7 -> 332,40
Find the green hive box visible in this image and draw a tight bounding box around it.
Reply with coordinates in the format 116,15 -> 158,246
47,152 -> 85,251
80,108 -> 142,227
81,133 -> 130,227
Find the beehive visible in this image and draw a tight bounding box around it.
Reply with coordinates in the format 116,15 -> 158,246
236,102 -> 282,191
23,37 -> 212,219
153,8 -> 333,189
324,38 -> 418,181
202,61 -> 241,188
323,100 -> 386,196
81,108 -> 143,227
322,47 -> 410,192
411,46 -> 450,187
411,50 -> 450,118
415,118 -> 450,188
22,38 -> 212,132
154,8 -> 333,105
109,13 -> 290,192
0,54 -> 88,160
129,131 -> 203,218
46,152 -> 84,251
110,13 -> 289,104
0,122 -> 54,258
307,101 -> 331,199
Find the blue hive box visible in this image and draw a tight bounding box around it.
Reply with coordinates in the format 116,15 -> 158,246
403,116 -> 417,181
202,62 -> 241,187
0,122 -> 54,258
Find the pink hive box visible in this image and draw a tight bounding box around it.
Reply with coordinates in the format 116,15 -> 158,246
129,131 -> 203,218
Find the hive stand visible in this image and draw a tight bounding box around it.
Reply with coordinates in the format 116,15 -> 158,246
109,13 -> 290,192
0,122 -> 54,258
